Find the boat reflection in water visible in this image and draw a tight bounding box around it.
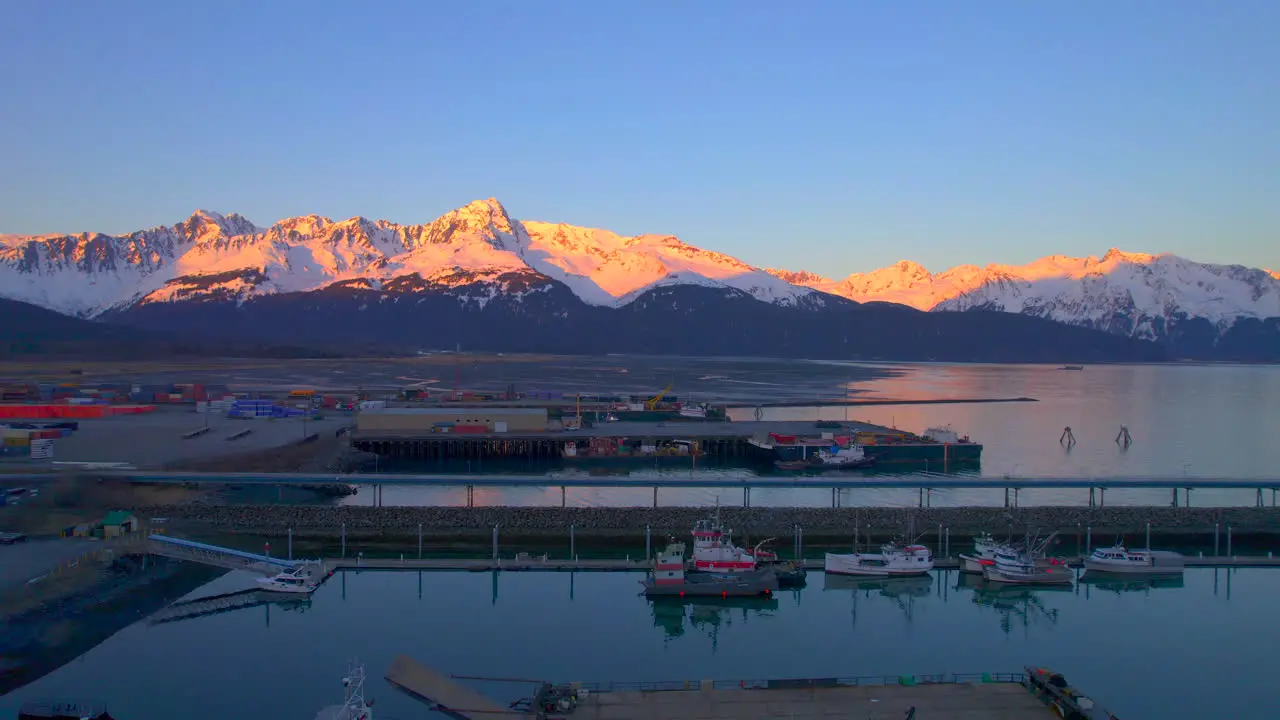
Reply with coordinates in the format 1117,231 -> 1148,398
823,573 -> 933,628
1079,573 -> 1186,595
955,572 -> 1068,635
647,595 -> 780,645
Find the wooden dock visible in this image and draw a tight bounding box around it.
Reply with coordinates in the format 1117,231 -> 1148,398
385,655 -> 517,720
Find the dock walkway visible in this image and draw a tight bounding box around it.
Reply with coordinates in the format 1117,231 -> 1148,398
323,555 -> 1280,573
385,655 -> 514,720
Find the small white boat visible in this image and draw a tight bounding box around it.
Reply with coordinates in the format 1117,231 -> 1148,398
1083,545 -> 1185,576
825,543 -> 933,577
257,565 -> 319,594
812,445 -> 874,468
678,404 -> 708,419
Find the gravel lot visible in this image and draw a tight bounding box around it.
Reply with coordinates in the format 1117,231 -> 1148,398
0,538 -> 99,591
3,406 -> 351,468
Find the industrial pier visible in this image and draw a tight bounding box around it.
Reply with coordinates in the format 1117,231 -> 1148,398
350,409 -> 982,467
383,655 -> 1098,720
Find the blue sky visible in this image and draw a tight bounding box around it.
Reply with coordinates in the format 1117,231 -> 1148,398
2,1 -> 1276,277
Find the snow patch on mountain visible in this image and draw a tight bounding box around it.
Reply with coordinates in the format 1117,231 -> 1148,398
773,249 -> 1280,339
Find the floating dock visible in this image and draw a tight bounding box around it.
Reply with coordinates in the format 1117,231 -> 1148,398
385,655 -> 513,720
575,680 -> 1054,719
382,658 -> 1079,720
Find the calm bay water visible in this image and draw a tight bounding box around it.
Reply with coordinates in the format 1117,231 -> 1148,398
347,362 -> 1280,508
2,567 -> 1274,719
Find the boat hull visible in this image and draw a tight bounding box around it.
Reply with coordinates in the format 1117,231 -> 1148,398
982,566 -> 1073,585
824,553 -> 933,577
1082,560 -> 1184,577
958,554 -> 992,574
642,569 -> 777,597
256,581 -> 317,594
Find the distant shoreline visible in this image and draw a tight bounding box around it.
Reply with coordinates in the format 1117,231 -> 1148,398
726,396 -> 1037,408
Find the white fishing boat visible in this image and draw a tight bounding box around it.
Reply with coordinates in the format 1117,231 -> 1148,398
1083,545 -> 1185,576
982,547 -> 1073,586
314,663 -> 374,720
958,532 -> 1005,573
824,543 -> 933,577
690,508 -> 757,572
257,565 -> 319,594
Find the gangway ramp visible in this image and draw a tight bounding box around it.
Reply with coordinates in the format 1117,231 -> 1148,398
147,534 -> 300,575
386,655 -> 523,720
148,589 -> 311,625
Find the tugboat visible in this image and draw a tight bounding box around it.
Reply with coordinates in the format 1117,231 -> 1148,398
641,541 -> 777,597
313,663 -> 374,720
824,542 -> 934,577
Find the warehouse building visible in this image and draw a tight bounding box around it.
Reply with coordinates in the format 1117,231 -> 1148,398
356,407 -> 548,434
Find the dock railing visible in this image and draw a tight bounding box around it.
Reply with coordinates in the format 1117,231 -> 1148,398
571,672 -> 1027,694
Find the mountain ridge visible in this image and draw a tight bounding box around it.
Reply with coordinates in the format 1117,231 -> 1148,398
2,198 -> 1277,360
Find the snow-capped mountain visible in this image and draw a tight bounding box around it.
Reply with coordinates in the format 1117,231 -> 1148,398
3,199 -> 1276,359
768,249 -> 1280,344
0,199 -> 816,317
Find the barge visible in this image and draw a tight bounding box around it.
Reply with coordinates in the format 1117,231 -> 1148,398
749,425 -> 982,467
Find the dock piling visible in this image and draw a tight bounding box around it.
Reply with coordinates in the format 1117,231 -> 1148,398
1085,526 -> 1091,553
937,524 -> 942,555
944,527 -> 950,558
1145,522 -> 1151,550
570,524 -> 575,561
287,527 -> 292,561
418,523 -> 423,559
798,525 -> 804,560
1227,525 -> 1232,557
645,524 -> 651,562
1215,523 -> 1220,556
341,522 -> 346,559
491,525 -> 498,561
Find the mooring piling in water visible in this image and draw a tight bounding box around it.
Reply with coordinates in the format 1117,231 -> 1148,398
1116,425 -> 1133,448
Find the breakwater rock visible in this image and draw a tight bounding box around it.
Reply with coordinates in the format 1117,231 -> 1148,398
131,504 -> 1280,541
